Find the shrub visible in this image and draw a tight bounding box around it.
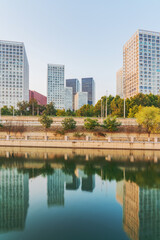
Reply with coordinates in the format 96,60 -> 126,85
61,117 -> 76,131
39,113 -> 53,129
102,116 -> 121,132
84,118 -> 99,130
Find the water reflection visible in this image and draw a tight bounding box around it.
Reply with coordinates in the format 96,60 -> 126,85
0,148 -> 160,239
117,180 -> 160,240
0,168 -> 29,233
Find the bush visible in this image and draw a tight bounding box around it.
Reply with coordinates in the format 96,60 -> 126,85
102,116 -> 121,132
39,113 -> 53,129
61,117 -> 76,131
135,106 -> 160,134
84,118 -> 99,130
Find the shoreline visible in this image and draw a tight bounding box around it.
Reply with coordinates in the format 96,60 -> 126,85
0,139 -> 160,150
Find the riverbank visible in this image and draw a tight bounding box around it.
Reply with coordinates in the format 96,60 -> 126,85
0,137 -> 160,150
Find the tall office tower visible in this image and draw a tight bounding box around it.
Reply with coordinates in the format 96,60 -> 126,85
47,64 -> 65,109
0,40 -> 29,108
123,30 -> 160,98
82,77 -> 95,105
64,87 -> 73,111
116,67 -> 123,97
0,168 -> 29,232
74,92 -> 88,110
66,79 -> 80,110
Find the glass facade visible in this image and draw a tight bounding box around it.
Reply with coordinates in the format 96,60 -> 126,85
123,30 -> 160,98
66,78 -> 80,110
81,77 -> 95,105
47,64 -> 65,109
0,40 -> 29,108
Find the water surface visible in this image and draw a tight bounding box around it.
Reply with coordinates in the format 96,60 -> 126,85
0,148 -> 159,240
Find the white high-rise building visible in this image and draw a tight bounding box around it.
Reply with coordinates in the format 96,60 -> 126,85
123,30 -> 160,98
64,87 -> 73,111
74,92 -> 88,110
0,40 -> 29,108
47,64 -> 65,109
116,67 -> 123,97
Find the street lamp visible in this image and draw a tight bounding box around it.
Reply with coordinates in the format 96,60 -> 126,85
106,90 -> 108,118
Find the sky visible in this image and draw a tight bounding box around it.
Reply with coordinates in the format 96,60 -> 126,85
1,0 -> 160,101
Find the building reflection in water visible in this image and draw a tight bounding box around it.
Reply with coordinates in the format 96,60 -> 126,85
0,168 -> 29,233
116,180 -> 160,240
47,169 -> 95,207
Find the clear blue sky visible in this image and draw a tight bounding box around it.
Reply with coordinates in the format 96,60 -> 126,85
1,0 -> 160,101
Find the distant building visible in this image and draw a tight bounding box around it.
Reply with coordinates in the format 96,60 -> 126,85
64,87 -> 73,111
123,29 -> 160,98
74,92 -> 88,110
0,40 -> 29,108
47,64 -> 65,109
66,79 -> 80,110
116,67 -> 123,98
29,90 -> 47,105
82,77 -> 95,105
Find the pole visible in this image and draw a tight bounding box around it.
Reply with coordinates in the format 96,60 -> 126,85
124,98 -> 125,118
106,91 -> 108,118
101,99 -> 103,123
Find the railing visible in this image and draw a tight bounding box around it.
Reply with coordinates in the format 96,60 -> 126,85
0,135 -> 160,143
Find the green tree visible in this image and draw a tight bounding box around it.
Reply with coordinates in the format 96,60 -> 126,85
39,113 -> 53,130
128,105 -> 142,118
84,118 -> 99,130
76,104 -> 94,117
61,117 -> 76,130
56,109 -> 66,116
44,102 -> 57,116
1,106 -> 12,115
102,116 -> 121,132
135,106 -> 160,134
110,96 -> 124,117
17,101 -> 29,115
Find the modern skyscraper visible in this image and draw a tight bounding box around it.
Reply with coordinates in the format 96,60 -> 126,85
47,64 -> 65,109
116,67 -> 123,97
82,77 -> 95,105
64,87 -> 73,111
123,30 -> 160,98
74,92 -> 88,110
0,40 -> 29,108
66,78 -> 80,110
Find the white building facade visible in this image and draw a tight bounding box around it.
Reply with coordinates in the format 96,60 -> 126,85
47,64 -> 65,109
116,67 -> 123,97
64,87 -> 73,111
0,40 -> 29,108
123,30 -> 160,98
74,92 -> 88,110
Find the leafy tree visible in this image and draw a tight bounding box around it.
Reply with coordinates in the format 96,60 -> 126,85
76,104 -> 94,117
17,101 -> 29,115
1,106 -> 12,115
135,106 -> 160,134
84,118 -> 99,130
110,96 -> 124,117
39,113 -> 53,130
128,105 -> 142,118
61,117 -> 76,130
44,102 -> 57,116
102,116 -> 121,132
65,109 -> 75,116
56,109 -> 66,116
28,99 -> 38,116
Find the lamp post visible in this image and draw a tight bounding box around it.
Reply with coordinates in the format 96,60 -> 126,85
106,90 -> 108,118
